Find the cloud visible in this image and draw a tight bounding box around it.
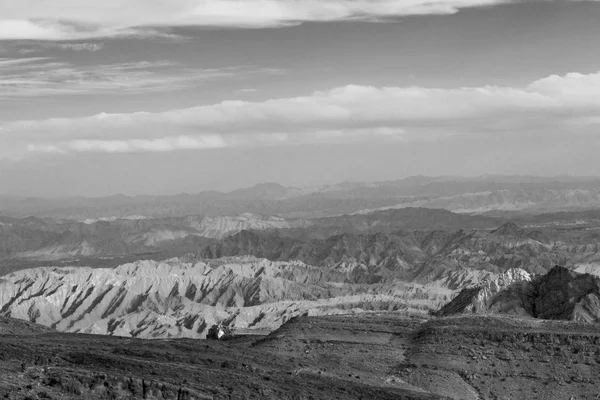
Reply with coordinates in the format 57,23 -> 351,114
56,43 -> 105,52
27,135 -> 228,153
2,70 -> 600,157
0,57 -> 280,97
16,42 -> 104,55
528,72 -> 600,104
25,128 -> 404,154
0,0 -> 566,40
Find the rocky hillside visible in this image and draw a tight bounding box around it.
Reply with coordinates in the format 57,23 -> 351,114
0,316 -> 54,335
437,265 -> 600,323
0,213 -> 307,261
0,313 -> 455,400
4,311 -> 600,399
405,314 -> 600,399
434,268 -> 532,316
5,218 -> 598,340
201,222 -> 600,288
0,257 -> 452,338
5,220 -> 600,339
0,208 -> 501,263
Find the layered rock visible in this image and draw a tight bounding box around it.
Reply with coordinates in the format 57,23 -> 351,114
0,257 -> 450,338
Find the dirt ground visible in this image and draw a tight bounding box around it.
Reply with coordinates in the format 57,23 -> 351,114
1,313 -> 599,399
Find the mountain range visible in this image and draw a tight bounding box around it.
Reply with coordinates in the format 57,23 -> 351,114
0,208 -> 499,268
4,220 -> 600,338
0,256 -> 450,338
4,176 -> 600,345
4,175 -> 600,219
200,222 -> 600,287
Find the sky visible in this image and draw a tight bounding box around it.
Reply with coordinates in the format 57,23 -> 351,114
1,0 -> 600,197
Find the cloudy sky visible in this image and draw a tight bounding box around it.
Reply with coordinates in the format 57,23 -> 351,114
1,0 -> 600,196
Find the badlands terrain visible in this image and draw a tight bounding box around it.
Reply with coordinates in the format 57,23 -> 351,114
3,176 -> 600,398
5,218 -> 600,338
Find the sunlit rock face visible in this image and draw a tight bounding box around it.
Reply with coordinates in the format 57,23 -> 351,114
435,268 -> 532,316
0,256 -> 452,338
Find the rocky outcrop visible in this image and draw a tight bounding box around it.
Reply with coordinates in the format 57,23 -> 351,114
531,266 -> 600,322
206,323 -> 232,340
436,266 -> 600,323
435,268 -> 532,316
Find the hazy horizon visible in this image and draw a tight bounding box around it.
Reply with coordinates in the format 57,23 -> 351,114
2,1 -> 600,197
2,173 -> 600,199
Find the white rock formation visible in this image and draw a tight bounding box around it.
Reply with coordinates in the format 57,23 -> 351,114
0,256 -> 444,338
184,213 -> 309,239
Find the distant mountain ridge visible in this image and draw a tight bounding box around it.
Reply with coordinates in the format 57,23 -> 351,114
0,208 -> 500,266
4,175 -> 600,219
0,213 -> 306,262
4,221 -> 600,338
200,222 -> 600,288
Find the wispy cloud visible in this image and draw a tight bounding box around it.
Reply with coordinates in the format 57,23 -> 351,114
3,70 -> 600,157
27,135 -> 228,154
55,43 -> 105,52
18,42 -> 106,53
0,0 -> 582,40
0,57 -> 281,97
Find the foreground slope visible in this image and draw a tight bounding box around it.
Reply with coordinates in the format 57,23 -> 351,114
0,314 -> 449,400
254,314 -> 600,400
5,312 -> 599,400
404,315 -> 600,399
0,315 -> 54,335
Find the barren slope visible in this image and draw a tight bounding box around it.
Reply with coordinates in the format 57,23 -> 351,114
0,257 -> 452,338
